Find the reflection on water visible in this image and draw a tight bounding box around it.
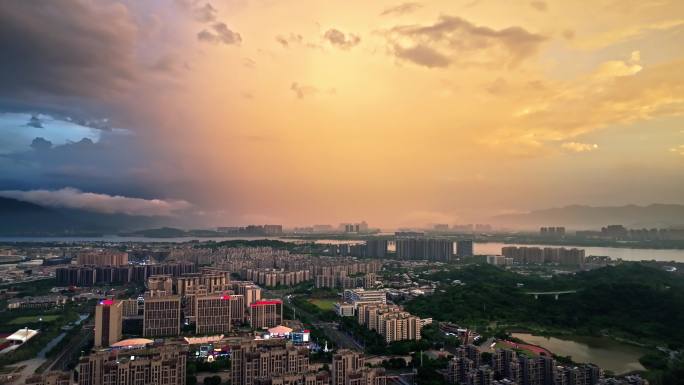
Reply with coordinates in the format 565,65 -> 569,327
476,242 -> 684,262
512,333 -> 647,374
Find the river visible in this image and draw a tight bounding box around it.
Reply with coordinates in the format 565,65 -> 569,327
475,242 -> 684,262
512,333 -> 648,374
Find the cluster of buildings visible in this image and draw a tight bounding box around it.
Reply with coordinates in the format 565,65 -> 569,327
333,288 -> 425,343
312,259 -> 381,289
335,288 -> 388,316
428,224 -> 493,233
32,334 -> 389,385
393,237 -> 474,261
314,273 -> 376,290
341,221 -> 370,234
357,303 -> 424,343
396,238 -> 454,261
500,247 -> 585,266
216,224 -> 284,235
445,345 -> 648,385
241,268 -> 311,287
55,261 -> 196,286
539,227 -> 566,238
7,294 -> 69,310
89,268 -> 285,347
75,250 -> 129,266
575,225 -> 684,241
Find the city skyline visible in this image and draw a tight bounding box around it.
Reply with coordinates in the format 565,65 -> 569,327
1,0 -> 683,229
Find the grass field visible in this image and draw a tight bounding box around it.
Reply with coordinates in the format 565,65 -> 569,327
7,315 -> 59,325
308,298 -> 337,311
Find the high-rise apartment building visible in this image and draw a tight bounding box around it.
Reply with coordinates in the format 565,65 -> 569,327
230,339 -> 318,385
143,295 -> 181,337
233,282 -> 262,307
94,299 -> 122,347
175,272 -> 230,297
332,350 -> 387,385
502,246 -> 585,266
357,303 -> 421,342
456,240 -> 474,257
121,298 -> 144,318
77,250 -> 128,266
78,343 -> 187,385
395,238 -> 453,261
229,294 -> 246,325
195,294 -> 232,335
147,274 -> 173,295
540,227 -> 566,238
364,239 -> 388,258
249,299 -> 283,329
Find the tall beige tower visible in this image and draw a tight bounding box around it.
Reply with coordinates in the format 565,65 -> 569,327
94,299 -> 122,347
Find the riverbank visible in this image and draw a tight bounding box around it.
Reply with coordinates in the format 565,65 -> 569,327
511,332 -> 649,374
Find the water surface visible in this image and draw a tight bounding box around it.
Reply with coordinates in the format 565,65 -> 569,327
512,333 -> 648,374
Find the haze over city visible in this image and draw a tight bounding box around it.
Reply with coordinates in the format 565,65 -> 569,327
3,2 -> 684,385
1,0 -> 683,229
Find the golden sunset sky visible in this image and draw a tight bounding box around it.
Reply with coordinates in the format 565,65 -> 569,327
1,0 -> 683,227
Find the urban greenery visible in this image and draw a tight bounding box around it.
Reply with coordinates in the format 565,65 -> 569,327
406,263 -> 684,348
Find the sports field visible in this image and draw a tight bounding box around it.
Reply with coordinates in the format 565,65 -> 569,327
308,298 -> 337,311
7,314 -> 59,325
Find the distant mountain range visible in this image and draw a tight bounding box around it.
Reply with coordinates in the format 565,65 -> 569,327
491,204 -> 684,230
3,197 -> 684,236
0,197 -> 165,236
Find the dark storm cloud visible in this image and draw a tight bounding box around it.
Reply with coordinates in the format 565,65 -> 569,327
0,1 -> 138,106
0,128 -> 147,197
198,22 -> 242,45
323,29 -> 361,49
30,137 -> 53,151
386,15 -> 546,68
27,116 -> 43,128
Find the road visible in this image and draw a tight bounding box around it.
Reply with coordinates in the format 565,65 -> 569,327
311,321 -> 364,351
263,288 -> 363,351
6,314 -> 90,384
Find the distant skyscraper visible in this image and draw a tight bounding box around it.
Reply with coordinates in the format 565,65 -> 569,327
456,240 -> 474,257
395,237 -> 453,261
364,239 -> 388,257
94,299 -> 122,347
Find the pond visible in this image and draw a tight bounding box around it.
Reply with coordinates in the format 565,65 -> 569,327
512,333 -> 649,374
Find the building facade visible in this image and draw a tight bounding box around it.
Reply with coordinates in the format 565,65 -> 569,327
249,300 -> 283,329
94,299 -> 122,347
195,294 -> 233,335
143,295 -> 181,337
78,343 -> 187,385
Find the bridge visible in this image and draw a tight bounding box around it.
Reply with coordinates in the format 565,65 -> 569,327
525,290 -> 578,300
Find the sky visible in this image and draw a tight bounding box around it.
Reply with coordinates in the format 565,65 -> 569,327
0,0 -> 683,229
